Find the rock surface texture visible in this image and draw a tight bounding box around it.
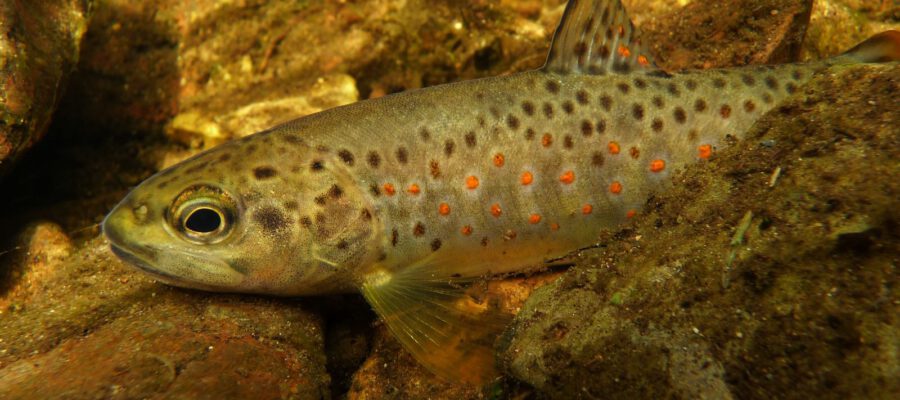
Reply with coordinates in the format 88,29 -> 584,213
0,0 -> 91,177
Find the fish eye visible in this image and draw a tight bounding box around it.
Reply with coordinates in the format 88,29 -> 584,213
169,185 -> 238,244
184,207 -> 223,234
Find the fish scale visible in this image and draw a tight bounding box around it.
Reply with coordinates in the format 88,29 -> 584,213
103,0 -> 900,385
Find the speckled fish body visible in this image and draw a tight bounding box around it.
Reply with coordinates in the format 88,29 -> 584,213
103,0 -> 900,384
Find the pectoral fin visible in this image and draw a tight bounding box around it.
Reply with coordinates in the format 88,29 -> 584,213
359,262 -> 511,385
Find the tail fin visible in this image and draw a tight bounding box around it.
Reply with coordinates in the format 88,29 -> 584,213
839,30 -> 900,63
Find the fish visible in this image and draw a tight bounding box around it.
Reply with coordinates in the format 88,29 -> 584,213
102,0 -> 900,385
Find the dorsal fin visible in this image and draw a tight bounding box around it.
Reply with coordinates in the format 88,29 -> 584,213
544,0 -> 659,75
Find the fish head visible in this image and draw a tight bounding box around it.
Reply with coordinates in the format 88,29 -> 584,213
103,134 -> 378,296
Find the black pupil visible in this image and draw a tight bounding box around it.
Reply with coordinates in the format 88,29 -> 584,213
185,208 -> 222,233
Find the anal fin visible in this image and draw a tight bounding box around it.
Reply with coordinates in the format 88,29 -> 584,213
360,264 -> 511,385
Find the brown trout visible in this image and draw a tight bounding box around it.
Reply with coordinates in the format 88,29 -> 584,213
103,0 -> 900,384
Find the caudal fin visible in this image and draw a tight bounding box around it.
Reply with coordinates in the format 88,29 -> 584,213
839,31 -> 900,63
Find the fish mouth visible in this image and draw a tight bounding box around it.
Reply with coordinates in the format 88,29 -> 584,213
108,243 -> 183,283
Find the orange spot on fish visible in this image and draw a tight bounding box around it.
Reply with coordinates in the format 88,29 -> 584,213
637,55 -> 649,66
490,203 -> 502,218
383,183 -> 396,196
582,204 -> 593,215
610,181 -> 623,194
529,214 -> 542,224
617,45 -> 631,58
608,141 -> 621,155
439,203 -> 451,216
650,159 -> 666,172
521,171 -> 534,185
559,170 -> 575,184
466,175 -> 479,189
626,209 -> 637,218
550,222 -> 560,231
698,144 -> 712,159
461,225 -> 473,236
493,153 -> 505,167
407,183 -> 421,195
542,133 -> 553,147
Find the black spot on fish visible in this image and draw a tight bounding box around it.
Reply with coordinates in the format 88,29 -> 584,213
576,90 -> 589,105
694,99 -> 707,112
507,115 -> 521,130
634,78 -> 647,89
481,237 -> 489,247
525,128 -> 536,140
218,153 -> 232,162
328,184 -> 343,199
367,151 -> 381,168
785,82 -> 797,94
282,134 -> 303,144
284,201 -> 298,210
592,151 -> 604,167
581,120 -> 593,137
720,104 -> 732,119
300,216 -> 312,228
369,184 -> 381,197
522,101 -> 535,116
444,139 -> 455,157
311,160 -> 324,171
545,80 -> 560,94
741,74 -> 756,86
430,238 -> 442,251
598,44 -> 611,58
563,135 -> 574,149
562,101 -> 574,114
254,206 -> 289,233
765,76 -> 778,90
632,103 -> 644,120
713,78 -> 726,88
744,100 -> 756,112
651,118 -> 663,132
591,119 -> 606,137
419,128 -> 431,142
652,96 -> 664,108
792,70 -> 803,80
667,83 -> 680,97
396,147 -> 408,164
253,166 -> 277,180
543,103 -> 554,119
391,229 -> 399,246
685,79 -> 698,91
762,93 -> 774,104
617,82 -> 630,94
336,240 -> 349,250
338,149 -> 355,166
413,222 -> 425,237
674,107 -> 686,123
600,95 -> 613,111
360,209 -> 372,220
465,131 -> 477,147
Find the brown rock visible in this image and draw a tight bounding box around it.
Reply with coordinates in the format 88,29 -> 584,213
0,237 -> 329,399
0,0 -> 91,177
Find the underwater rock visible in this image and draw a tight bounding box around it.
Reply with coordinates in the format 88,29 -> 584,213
0,237 -> 330,399
0,0 -> 91,177
498,63 -> 899,398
